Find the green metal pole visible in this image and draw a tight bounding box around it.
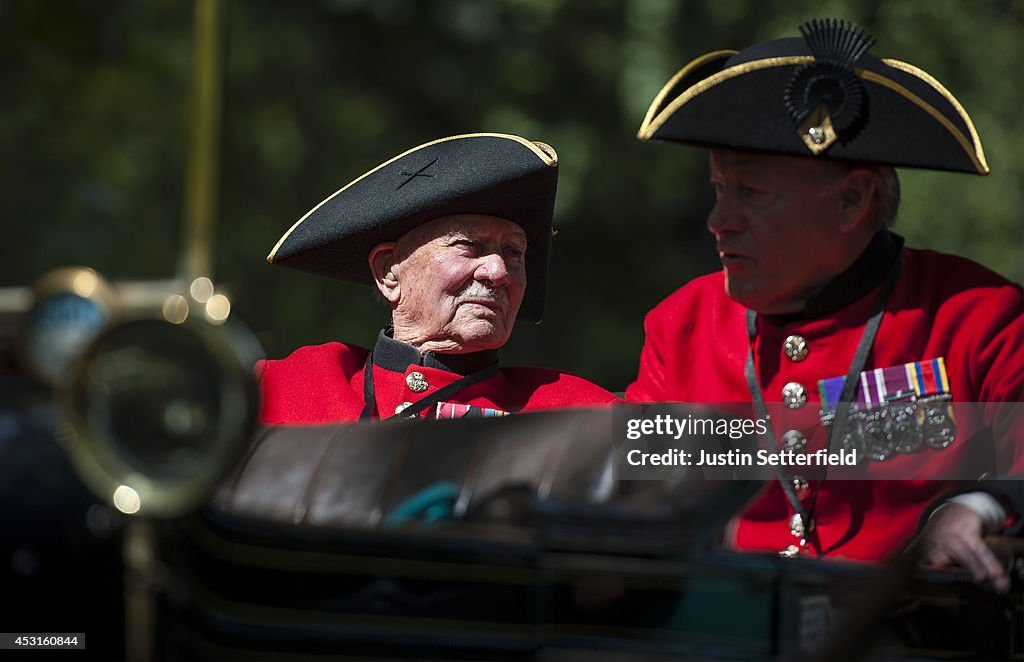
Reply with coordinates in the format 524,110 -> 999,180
181,0 -> 226,283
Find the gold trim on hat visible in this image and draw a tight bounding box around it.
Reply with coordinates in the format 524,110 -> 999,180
639,54 -> 988,174
880,58 -> 989,175
856,69 -> 986,174
637,50 -> 737,137
638,55 -> 816,140
531,141 -> 558,165
267,133 -> 558,263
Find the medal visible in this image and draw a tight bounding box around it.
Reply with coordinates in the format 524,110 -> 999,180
817,357 -> 955,462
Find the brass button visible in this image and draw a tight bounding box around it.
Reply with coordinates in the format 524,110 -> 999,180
406,371 -> 428,393
782,382 -> 807,410
790,513 -> 813,538
781,429 -> 807,452
784,335 -> 808,361
792,476 -> 810,500
395,402 -> 413,415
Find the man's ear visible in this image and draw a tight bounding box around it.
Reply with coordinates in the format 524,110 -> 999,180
368,242 -> 400,304
836,168 -> 877,232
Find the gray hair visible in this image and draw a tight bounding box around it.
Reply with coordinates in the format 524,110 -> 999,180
871,165 -> 901,229
817,159 -> 901,229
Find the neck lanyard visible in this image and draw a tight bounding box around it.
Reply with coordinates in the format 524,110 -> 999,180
359,352 -> 500,422
743,252 -> 902,555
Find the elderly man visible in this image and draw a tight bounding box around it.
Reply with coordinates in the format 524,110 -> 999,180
626,19 -> 1022,588
259,133 -> 616,424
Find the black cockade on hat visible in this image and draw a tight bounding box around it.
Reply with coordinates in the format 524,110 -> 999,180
783,19 -> 876,153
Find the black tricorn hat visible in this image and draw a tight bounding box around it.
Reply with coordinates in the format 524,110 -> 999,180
638,19 -> 988,175
268,133 -> 559,323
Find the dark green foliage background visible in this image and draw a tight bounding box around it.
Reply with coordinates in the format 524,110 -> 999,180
1,0 -> 1021,390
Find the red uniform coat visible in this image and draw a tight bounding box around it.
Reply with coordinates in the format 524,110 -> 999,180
627,241 -> 1023,560
259,331 -> 618,425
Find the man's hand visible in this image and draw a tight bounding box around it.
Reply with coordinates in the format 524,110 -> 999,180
917,502 -> 1010,594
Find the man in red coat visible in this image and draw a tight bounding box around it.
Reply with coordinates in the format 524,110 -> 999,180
259,133 -> 616,426
626,19 -> 1022,590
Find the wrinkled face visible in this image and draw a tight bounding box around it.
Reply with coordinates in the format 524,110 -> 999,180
708,149 -> 849,314
388,215 -> 527,352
